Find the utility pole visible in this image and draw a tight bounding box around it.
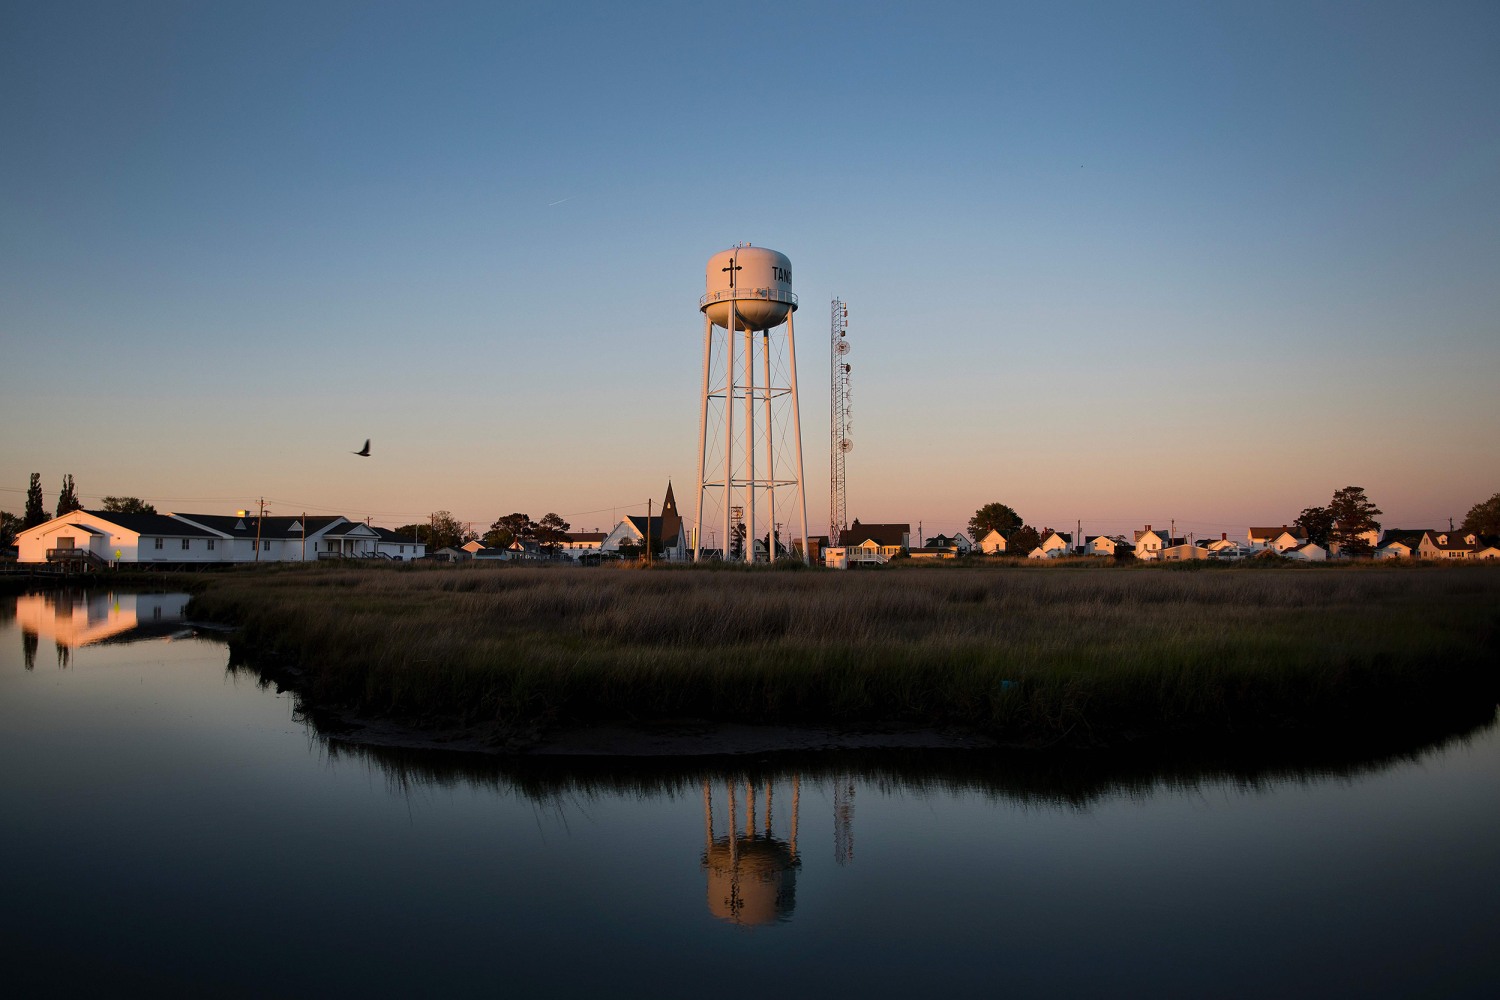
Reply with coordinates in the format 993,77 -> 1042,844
646,498 -> 653,565
302,512 -> 307,562
254,497 -> 268,563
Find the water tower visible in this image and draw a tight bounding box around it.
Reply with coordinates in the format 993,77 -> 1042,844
694,246 -> 811,563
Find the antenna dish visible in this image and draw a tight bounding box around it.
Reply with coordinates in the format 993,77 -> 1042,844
835,340 -> 850,355
840,439 -> 854,453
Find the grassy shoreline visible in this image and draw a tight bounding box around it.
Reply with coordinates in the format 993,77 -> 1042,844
179,562 -> 1500,751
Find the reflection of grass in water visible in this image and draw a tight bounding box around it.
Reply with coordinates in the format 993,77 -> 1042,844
323,706 -> 1499,812
189,563 -> 1500,746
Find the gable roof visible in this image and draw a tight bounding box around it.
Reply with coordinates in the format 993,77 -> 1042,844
75,510 -> 219,538
1248,525 -> 1307,541
170,513 -> 348,539
839,520 -> 909,547
565,532 -> 608,544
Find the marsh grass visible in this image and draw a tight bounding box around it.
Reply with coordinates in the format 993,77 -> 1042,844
187,563 -> 1500,746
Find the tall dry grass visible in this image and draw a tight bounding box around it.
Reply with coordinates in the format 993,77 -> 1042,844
187,562 -> 1500,745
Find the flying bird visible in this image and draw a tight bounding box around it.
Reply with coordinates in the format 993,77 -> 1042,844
353,439 -> 370,457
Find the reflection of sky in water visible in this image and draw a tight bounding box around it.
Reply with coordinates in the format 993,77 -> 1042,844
2,593 -> 1498,997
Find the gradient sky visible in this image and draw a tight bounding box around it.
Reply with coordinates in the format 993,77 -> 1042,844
3,1 -> 1496,541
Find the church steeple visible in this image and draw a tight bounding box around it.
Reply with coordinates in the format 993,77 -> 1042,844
662,480 -> 677,518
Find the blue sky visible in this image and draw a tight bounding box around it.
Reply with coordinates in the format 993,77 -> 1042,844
3,1 -> 1496,539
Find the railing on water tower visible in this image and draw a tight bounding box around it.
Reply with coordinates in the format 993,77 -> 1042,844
698,287 -> 799,310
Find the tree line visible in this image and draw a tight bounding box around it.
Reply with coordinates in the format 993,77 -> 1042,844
966,486 -> 1500,556
391,511 -> 573,554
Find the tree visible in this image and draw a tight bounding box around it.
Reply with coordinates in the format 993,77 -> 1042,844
394,523 -> 432,546
55,474 -> 82,517
427,511 -> 467,551
0,511 -> 20,548
1010,524 -> 1041,556
534,513 -> 571,554
969,502 -> 1023,542
1293,505 -> 1335,548
23,473 -> 47,528
102,496 -> 157,515
1327,485 -> 1382,556
1461,493 -> 1500,536
491,513 -> 535,549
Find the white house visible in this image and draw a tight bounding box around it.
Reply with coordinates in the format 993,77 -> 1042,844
18,510 -> 222,565
1161,542 -> 1211,561
559,531 -> 607,562
1328,526 -> 1381,558
1030,530 -> 1073,559
977,529 -> 1007,555
1374,530 -> 1426,560
838,520 -> 909,559
1203,534 -> 1244,560
1284,541 -> 1327,562
18,509 -> 387,565
1082,535 -> 1126,557
1133,526 -> 1172,561
372,526 -> 426,561
1416,530 -> 1479,560
912,533 -> 969,560
1247,525 -> 1307,553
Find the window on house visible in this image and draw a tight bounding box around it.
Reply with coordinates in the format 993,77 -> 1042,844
182,538 -> 190,550
207,539 -> 215,550
154,538 -> 164,550
262,540 -> 270,551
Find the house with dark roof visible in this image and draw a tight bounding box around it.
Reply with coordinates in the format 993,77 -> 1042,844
1133,526 -> 1179,561
603,482 -> 688,560
1374,529 -> 1428,560
1082,534 -> 1128,557
1416,530 -> 1482,560
1029,529 -> 1074,559
16,509 -> 384,564
372,525 -> 426,561
17,510 -> 225,565
1247,525 -> 1307,553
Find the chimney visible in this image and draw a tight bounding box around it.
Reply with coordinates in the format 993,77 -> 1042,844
1221,532 -> 1227,541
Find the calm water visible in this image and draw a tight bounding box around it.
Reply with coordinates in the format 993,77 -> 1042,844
3,590 -> 1498,998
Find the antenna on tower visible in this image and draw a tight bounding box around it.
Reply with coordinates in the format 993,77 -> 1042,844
830,298 -> 852,543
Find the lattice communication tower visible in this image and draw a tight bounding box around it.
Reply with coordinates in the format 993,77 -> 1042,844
829,298 -> 852,542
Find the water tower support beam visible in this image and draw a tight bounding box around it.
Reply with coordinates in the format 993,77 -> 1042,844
762,329 -> 776,564
694,312 -> 713,561
786,308 -> 811,563
743,324 -> 756,562
723,312 -> 735,565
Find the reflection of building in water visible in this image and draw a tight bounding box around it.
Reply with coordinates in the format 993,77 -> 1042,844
834,779 -> 855,865
702,777 -> 802,925
14,592 -> 190,653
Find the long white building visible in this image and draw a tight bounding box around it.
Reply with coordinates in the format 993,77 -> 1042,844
15,510 -> 417,565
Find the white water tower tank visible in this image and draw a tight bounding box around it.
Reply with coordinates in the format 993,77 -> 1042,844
701,247 -> 796,331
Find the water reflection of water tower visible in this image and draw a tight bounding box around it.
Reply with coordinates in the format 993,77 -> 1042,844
701,777 -> 802,925
694,246 -> 811,563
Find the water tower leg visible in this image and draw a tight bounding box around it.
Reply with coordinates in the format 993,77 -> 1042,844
743,324 -> 755,563
786,308 -> 811,563
723,315 -> 735,564
694,312 -> 713,562
762,329 -> 776,564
